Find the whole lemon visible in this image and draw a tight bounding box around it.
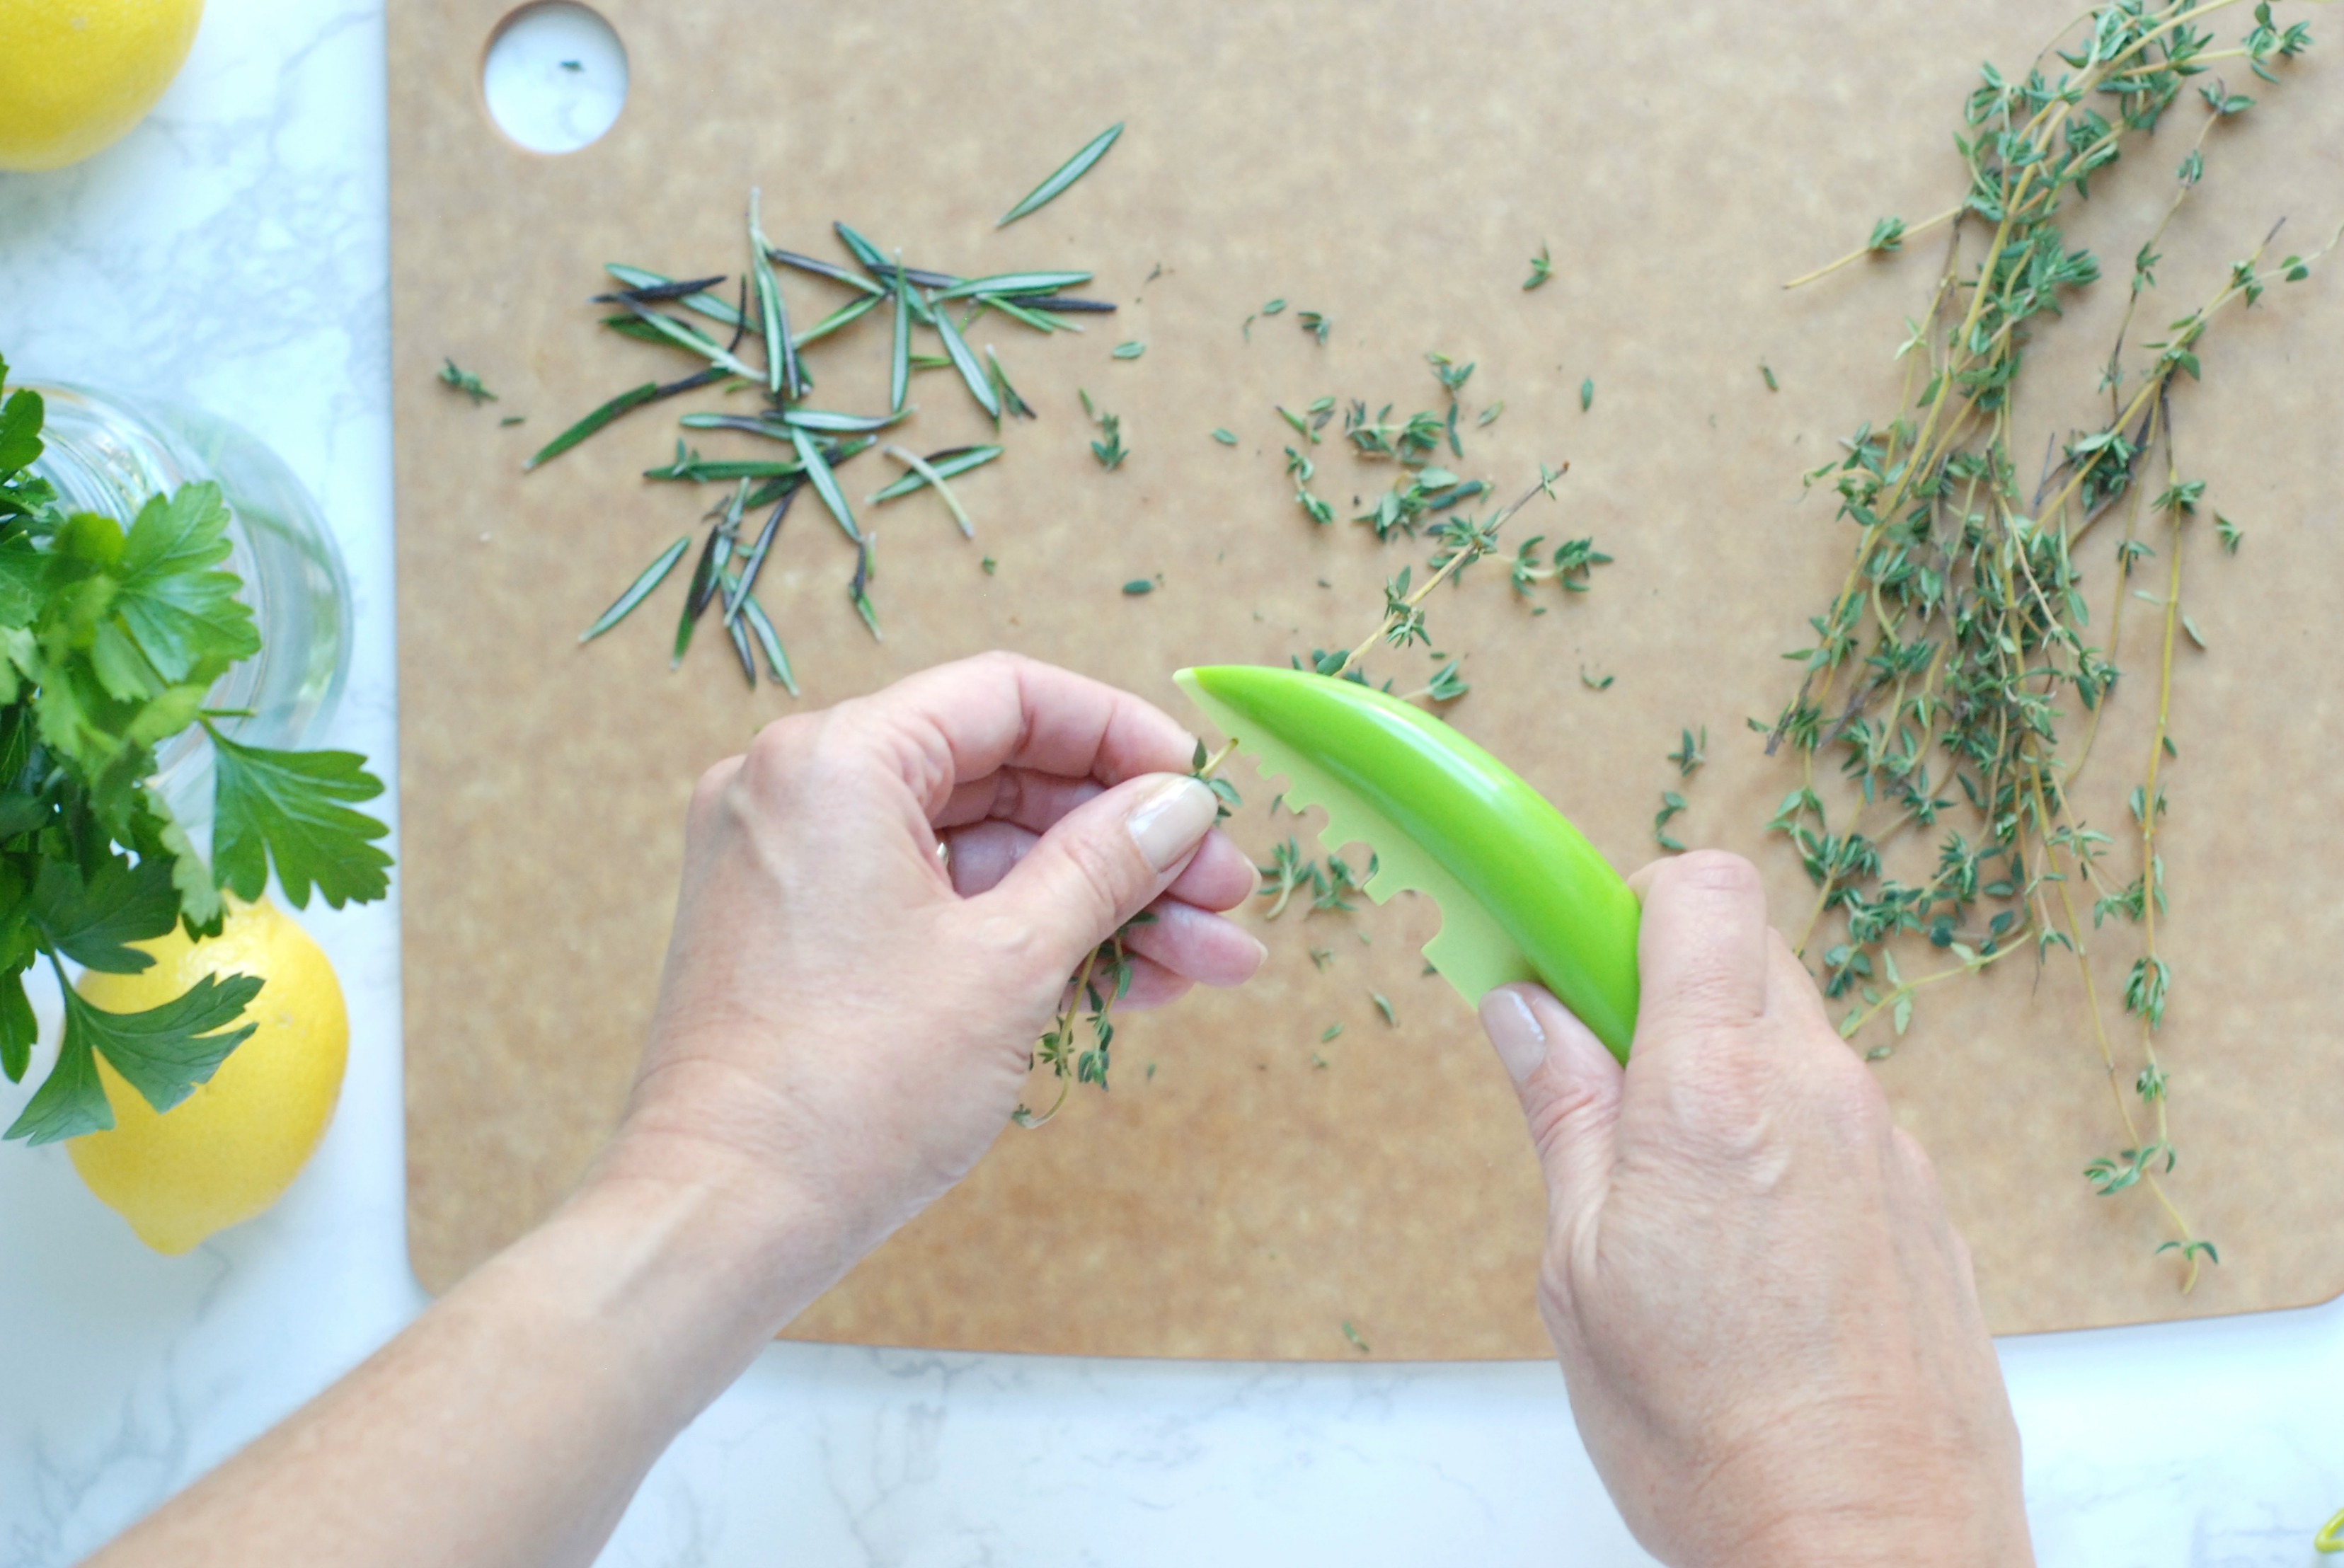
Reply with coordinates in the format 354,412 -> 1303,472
0,0 -> 205,173
69,897 -> 347,1255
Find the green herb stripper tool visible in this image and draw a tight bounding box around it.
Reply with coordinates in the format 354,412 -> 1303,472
1177,664 -> 1641,1061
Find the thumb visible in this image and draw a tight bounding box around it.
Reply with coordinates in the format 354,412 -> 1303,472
1479,984 -> 1623,1229
973,773 -> 1219,976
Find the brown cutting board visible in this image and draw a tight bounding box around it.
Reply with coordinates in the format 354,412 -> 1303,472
393,0 -> 2344,1357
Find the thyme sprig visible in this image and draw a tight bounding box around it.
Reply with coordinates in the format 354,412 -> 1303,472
1764,0 -> 2331,1288
1331,470 -> 1565,681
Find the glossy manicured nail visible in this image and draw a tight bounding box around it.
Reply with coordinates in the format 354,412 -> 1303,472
1481,988 -> 1549,1087
1126,776 -> 1217,872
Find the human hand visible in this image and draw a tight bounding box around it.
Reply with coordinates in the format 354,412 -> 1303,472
1478,851 -> 2032,1567
600,652 -> 1263,1315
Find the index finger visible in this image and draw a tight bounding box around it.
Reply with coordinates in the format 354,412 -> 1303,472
837,650 -> 1197,814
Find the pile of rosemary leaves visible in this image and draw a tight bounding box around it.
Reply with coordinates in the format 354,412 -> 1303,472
1762,0 -> 2331,1286
469,127 -> 1130,691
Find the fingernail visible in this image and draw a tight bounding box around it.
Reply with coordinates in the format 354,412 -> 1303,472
1125,776 -> 1217,872
1482,988 -> 1549,1087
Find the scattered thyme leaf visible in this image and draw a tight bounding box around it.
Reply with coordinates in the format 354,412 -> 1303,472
1524,243 -> 1553,290
438,358 -> 497,405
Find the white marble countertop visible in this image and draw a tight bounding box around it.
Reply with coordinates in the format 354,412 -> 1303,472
2,5 -> 2341,1564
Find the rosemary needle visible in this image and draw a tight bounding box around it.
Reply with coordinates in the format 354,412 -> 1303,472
525,381 -> 662,470
580,536 -> 691,642
868,444 -> 1003,503
881,444 -> 975,538
723,486 -> 794,623
929,299 -> 1001,419
984,346 -> 1036,420
889,256 -> 912,415
604,264 -> 750,332
792,292 -> 884,349
997,122 -> 1123,227
738,592 -> 796,694
934,270 -> 1095,301
764,248 -> 885,297
790,425 -> 861,543
747,189 -> 801,398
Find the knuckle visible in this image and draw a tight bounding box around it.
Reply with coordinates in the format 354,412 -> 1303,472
1052,824 -> 1142,928
687,757 -> 740,826
1663,848 -> 1762,899
1522,1076 -> 1607,1172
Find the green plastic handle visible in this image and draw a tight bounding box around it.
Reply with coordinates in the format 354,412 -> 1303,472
1177,665 -> 1641,1061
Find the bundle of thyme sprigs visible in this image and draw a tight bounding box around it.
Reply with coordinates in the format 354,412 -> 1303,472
1762,0 -> 2331,1286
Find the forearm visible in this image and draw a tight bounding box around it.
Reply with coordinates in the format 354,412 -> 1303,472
91,1158 -> 823,1568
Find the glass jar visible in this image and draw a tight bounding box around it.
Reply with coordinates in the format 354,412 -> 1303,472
23,384 -> 352,825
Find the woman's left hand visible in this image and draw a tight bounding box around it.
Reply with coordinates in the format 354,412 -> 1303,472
601,651 -> 1265,1308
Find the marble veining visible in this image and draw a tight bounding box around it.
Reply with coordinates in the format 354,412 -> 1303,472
1,4 -> 2341,1564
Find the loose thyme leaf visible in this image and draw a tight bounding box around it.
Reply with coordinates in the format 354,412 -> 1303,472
580,536 -> 692,642
205,726 -> 393,909
1580,377 -> 1595,412
438,359 -> 497,404
1091,416 -> 1127,468
1122,578 -> 1154,595
1524,243 -> 1553,290
1211,428 -> 1237,445
1112,341 -> 1145,359
998,122 -> 1123,226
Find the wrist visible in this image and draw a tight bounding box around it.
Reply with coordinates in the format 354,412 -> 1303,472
1718,1477 -> 2034,1568
510,1122 -> 848,1418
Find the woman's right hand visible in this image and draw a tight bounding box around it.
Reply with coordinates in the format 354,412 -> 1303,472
1478,851 -> 2033,1568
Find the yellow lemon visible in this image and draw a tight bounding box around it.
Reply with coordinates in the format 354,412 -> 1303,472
69,897 -> 347,1254
0,0 -> 205,173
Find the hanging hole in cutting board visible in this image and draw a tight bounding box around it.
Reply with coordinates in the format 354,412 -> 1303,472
481,2 -> 628,154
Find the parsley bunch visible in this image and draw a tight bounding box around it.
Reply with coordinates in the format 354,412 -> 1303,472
0,359 -> 391,1146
